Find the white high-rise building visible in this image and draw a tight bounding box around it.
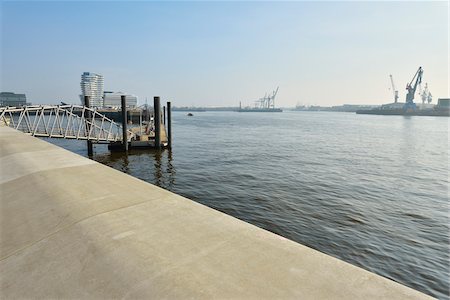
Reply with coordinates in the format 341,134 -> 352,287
80,72 -> 104,107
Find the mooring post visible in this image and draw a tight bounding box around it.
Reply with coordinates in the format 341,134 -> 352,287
139,109 -> 143,136
154,96 -> 161,149
163,106 -> 166,125
84,96 -> 94,156
121,95 -> 128,151
167,101 -> 172,148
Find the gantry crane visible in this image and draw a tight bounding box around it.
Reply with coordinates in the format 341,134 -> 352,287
271,86 -> 279,109
419,83 -> 433,104
254,87 -> 280,109
389,75 -> 399,103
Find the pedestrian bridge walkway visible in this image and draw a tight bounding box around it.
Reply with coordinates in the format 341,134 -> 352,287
0,105 -> 134,143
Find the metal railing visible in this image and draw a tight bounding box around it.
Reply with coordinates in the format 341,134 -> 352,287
0,105 -> 134,143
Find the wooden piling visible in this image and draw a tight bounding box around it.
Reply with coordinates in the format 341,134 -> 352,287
121,95 -> 128,151
167,101 -> 172,148
139,109 -> 143,136
163,106 -> 166,125
84,96 -> 93,156
154,96 -> 161,149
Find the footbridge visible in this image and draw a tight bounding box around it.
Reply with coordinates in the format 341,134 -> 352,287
0,105 -> 135,143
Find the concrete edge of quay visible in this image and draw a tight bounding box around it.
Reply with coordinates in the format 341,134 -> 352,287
0,126 -> 433,299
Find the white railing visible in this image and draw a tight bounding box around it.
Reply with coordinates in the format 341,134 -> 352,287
0,105 -> 134,143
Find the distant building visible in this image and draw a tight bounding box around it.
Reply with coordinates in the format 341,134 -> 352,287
0,92 -> 28,107
437,98 -> 450,108
103,91 -> 138,109
380,102 -> 404,110
80,72 -> 104,107
330,104 -> 380,112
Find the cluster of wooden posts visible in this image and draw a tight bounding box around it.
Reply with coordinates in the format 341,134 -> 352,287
84,95 -> 172,155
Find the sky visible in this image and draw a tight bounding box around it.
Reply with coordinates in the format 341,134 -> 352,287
1,1 -> 448,107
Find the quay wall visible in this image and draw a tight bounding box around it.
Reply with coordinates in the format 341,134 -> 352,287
0,127 -> 431,299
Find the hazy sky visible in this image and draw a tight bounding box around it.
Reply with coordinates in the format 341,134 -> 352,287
1,1 -> 448,107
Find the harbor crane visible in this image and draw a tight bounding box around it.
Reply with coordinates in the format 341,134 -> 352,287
389,75 -> 399,103
404,66 -> 423,110
254,87 -> 279,109
271,86 -> 279,108
419,83 -> 433,104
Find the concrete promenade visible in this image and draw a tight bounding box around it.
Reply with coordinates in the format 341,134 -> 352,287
0,126 -> 431,299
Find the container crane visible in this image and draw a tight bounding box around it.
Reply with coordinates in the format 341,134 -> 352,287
389,75 -> 399,103
420,83 -> 432,104
404,66 -> 423,110
256,93 -> 268,108
255,87 -> 279,109
271,86 -> 279,108
426,87 -> 432,104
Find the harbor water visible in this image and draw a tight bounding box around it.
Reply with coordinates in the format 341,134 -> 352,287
45,111 -> 449,299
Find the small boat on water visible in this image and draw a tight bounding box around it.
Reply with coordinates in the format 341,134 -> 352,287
187,113 -> 194,116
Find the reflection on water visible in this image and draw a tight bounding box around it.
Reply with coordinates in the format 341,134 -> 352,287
154,151 -> 162,186
166,150 -> 176,188
94,148 -> 176,190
